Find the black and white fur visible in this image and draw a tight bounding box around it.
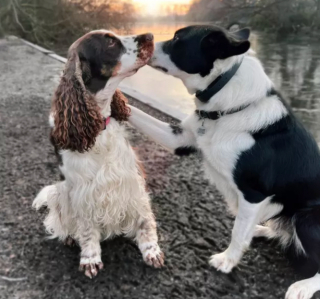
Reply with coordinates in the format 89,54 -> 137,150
33,30 -> 164,278
128,25 -> 320,299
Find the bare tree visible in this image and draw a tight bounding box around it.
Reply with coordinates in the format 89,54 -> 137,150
0,0 -> 136,53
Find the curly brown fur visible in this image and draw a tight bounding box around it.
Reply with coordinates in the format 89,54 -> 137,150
51,53 -> 104,153
110,89 -> 131,122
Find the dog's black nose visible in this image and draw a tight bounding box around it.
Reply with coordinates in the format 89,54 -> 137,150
134,33 -> 154,44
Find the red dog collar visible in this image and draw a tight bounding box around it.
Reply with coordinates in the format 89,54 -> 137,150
103,117 -> 111,130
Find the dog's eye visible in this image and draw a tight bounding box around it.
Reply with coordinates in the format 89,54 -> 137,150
173,34 -> 179,41
107,39 -> 116,48
105,36 -> 116,48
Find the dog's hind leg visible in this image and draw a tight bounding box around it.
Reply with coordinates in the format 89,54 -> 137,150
39,181 -> 72,241
210,196 -> 265,273
285,209 -> 320,299
77,222 -> 103,279
135,213 -> 164,268
32,184 -> 57,210
253,218 -> 293,250
253,225 -> 277,238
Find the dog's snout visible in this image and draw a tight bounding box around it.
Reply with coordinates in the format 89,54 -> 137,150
134,33 -> 154,44
145,33 -> 154,42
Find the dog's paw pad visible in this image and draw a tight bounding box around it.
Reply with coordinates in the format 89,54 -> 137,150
79,256 -> 103,279
209,251 -> 237,273
142,244 -> 164,268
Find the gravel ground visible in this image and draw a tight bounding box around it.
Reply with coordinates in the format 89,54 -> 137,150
0,38 -> 318,299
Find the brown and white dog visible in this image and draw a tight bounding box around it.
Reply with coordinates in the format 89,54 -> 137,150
33,30 -> 164,278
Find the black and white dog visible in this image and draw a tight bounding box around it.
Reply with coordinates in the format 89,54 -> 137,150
128,25 -> 320,299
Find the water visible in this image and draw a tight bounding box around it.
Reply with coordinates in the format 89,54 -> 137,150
255,33 -> 320,141
120,23 -> 320,141
120,21 -> 195,42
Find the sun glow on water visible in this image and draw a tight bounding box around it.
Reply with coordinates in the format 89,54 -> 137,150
133,0 -> 192,16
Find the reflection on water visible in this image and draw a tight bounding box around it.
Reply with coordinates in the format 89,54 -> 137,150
254,33 -> 320,141
117,23 -> 320,142
118,21 -> 193,41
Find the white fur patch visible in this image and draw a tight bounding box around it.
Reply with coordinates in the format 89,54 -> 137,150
49,113 -> 54,128
139,241 -> 159,253
48,120 -> 153,240
285,273 -> 320,299
209,251 -> 238,273
80,255 -> 102,266
32,185 -> 57,210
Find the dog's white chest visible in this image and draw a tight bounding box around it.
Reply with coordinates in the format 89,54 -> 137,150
58,127 -> 148,238
194,119 -> 255,182
191,120 -> 255,213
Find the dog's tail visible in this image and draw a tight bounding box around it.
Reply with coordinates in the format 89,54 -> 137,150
286,207 -> 320,277
32,185 -> 57,210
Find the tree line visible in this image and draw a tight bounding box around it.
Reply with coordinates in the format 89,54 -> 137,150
187,0 -> 320,32
1,0 -> 319,50
0,0 -> 135,53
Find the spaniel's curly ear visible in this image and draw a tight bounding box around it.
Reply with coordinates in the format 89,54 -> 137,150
110,89 -> 131,122
51,52 -> 104,153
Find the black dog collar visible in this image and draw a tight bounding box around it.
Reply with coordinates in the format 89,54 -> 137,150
196,59 -> 243,103
195,104 -> 250,121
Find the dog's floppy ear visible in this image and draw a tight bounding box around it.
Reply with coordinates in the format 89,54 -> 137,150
202,30 -> 250,60
51,51 -> 104,153
110,89 -> 131,122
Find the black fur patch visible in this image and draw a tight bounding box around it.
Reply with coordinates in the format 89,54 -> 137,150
233,89 -> 320,274
175,146 -> 197,156
161,25 -> 250,77
234,110 -> 320,207
170,124 -> 183,135
77,33 -> 125,94
287,209 -> 320,277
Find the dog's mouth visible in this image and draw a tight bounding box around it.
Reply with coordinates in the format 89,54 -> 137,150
147,57 -> 168,73
153,65 -> 168,73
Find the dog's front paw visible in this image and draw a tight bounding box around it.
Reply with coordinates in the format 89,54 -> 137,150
285,280 -> 317,299
141,243 -> 164,268
79,256 -> 103,279
209,251 -> 238,273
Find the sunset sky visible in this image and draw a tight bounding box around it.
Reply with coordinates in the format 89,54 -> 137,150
132,0 -> 192,16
